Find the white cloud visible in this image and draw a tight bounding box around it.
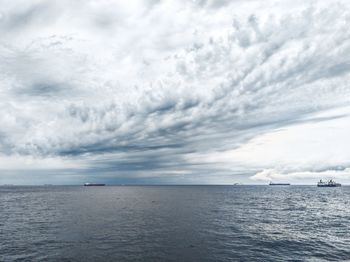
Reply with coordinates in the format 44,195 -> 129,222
251,168 -> 350,183
0,0 -> 350,183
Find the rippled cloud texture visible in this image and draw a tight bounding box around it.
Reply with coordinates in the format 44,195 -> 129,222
1,0 -> 350,184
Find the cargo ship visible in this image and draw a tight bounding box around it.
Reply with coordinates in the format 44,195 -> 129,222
84,183 -> 106,186
269,182 -> 290,186
317,179 -> 341,187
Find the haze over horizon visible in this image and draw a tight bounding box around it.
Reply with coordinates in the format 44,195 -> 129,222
1,0 -> 350,185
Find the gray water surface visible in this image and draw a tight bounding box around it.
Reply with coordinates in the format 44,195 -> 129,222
1,185 -> 350,261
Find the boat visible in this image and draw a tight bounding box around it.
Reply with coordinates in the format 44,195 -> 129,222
269,182 -> 290,186
84,183 -> 106,186
317,179 -> 341,187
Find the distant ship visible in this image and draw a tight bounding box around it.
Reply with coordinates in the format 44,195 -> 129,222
317,179 -> 341,187
269,182 -> 290,186
84,183 -> 106,186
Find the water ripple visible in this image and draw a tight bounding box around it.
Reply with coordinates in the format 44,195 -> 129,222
1,185 -> 350,261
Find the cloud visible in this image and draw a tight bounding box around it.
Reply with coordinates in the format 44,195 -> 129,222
251,168 -> 350,182
1,0 -> 350,183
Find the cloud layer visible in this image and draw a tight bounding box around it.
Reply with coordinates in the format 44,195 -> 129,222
1,0 -> 350,184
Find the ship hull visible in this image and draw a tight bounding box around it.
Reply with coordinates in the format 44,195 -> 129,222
317,184 -> 341,187
84,183 -> 106,186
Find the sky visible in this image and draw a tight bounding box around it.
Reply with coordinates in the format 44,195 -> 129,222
1,0 -> 350,185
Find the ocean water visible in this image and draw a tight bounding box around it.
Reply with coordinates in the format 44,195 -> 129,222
1,185 -> 350,261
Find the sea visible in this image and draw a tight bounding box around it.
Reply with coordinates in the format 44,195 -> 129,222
1,185 -> 350,261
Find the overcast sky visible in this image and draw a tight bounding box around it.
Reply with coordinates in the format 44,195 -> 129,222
1,0 -> 350,185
